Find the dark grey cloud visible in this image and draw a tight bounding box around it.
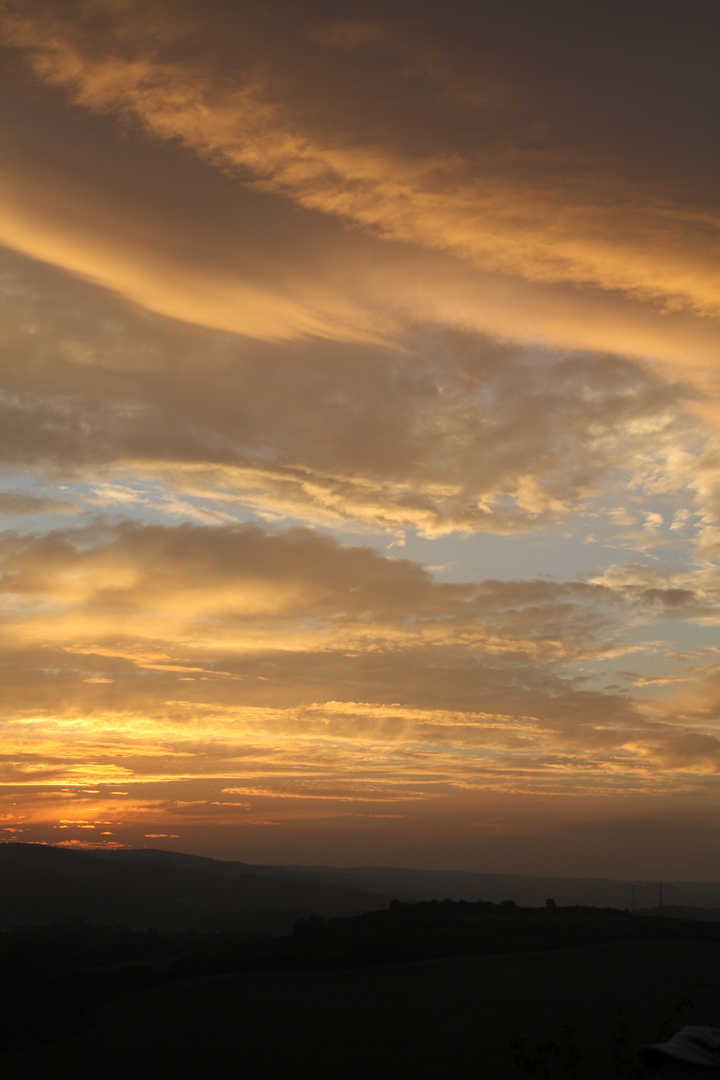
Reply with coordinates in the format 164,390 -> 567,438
0,491 -> 75,514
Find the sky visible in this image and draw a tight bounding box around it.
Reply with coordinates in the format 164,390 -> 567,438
1,0 -> 719,879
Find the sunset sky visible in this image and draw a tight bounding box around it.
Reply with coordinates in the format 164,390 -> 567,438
1,0 -> 719,879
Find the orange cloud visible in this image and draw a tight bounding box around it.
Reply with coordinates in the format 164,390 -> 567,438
3,1 -> 718,322
0,520 -> 717,819
2,252 -> 715,536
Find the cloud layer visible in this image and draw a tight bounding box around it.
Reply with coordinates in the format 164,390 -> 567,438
0,0 -> 718,874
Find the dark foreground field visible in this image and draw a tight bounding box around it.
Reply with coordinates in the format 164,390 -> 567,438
8,938 -> 720,1079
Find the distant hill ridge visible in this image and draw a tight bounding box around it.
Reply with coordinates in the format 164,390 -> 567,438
3,843 -> 720,929
0,843 -> 392,932
273,862 -> 720,910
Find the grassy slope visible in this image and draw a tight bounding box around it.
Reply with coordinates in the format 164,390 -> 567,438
8,938 -> 720,1080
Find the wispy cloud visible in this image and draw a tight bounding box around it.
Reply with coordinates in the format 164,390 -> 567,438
3,2 -> 718,320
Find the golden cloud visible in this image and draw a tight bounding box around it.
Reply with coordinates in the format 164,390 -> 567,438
1,1 -> 718,321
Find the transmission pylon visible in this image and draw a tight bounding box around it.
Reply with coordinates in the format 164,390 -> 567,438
647,881 -> 675,916
623,882 -> 648,913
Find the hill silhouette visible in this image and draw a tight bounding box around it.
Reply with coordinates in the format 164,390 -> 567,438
0,844 -> 392,932
6,844 -> 720,931
4,889 -> 720,1076
104,849 -> 720,910
274,862 -> 720,911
